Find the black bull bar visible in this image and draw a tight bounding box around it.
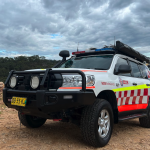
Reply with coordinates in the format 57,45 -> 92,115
3,69 -> 96,114
5,69 -> 87,91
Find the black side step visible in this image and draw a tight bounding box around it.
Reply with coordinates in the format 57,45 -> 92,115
119,113 -> 147,121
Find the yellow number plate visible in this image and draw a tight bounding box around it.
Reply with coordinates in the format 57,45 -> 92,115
11,97 -> 27,107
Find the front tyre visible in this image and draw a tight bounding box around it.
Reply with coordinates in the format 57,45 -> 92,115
81,99 -> 114,147
18,112 -> 46,128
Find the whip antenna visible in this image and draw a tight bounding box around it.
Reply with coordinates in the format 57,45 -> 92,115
77,42 -> 79,52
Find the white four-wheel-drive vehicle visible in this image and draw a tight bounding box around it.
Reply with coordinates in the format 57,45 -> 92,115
3,41 -> 150,147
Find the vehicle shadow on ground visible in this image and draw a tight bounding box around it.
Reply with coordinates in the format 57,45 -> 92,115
18,121 -> 86,146
12,119 -> 142,147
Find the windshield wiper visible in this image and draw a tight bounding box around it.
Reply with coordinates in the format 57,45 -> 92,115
85,68 -> 105,70
94,68 -> 105,70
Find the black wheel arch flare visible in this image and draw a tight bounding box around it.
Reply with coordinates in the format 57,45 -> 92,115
97,90 -> 118,123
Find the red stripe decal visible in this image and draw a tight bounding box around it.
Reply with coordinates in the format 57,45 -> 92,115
118,104 -> 148,112
144,89 -> 148,96
119,91 -> 122,98
137,89 -> 141,96
139,96 -> 143,104
132,96 -> 136,105
120,98 -> 124,106
124,91 -> 127,97
130,90 -> 134,97
125,97 -> 130,105
59,86 -> 95,89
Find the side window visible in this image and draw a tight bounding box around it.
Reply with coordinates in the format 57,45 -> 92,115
129,61 -> 142,78
146,67 -> 150,79
139,64 -> 148,79
114,57 -> 131,76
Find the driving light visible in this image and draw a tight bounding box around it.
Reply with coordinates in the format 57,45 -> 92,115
30,76 -> 39,89
9,76 -> 17,88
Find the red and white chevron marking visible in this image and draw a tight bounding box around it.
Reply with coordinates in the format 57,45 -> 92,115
115,88 -> 149,112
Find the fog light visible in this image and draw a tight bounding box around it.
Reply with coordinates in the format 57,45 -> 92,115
63,95 -> 73,99
9,76 -> 17,88
30,76 -> 39,89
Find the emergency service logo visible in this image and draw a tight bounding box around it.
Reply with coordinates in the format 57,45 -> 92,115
119,77 -> 123,86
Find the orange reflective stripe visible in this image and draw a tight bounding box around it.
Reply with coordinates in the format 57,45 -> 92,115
86,86 -> 95,89
118,104 -> 148,112
59,86 -> 95,89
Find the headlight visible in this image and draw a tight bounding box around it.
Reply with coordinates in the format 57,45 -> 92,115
30,76 -> 39,89
9,76 -> 17,88
62,75 -> 95,87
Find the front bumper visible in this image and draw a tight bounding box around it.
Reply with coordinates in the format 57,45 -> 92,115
3,88 -> 95,118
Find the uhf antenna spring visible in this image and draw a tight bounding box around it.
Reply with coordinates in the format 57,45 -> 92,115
77,42 -> 79,52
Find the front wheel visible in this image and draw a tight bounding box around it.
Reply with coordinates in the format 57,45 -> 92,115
81,99 -> 114,147
18,112 -> 47,128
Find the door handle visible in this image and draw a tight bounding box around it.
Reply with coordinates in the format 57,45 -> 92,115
133,83 -> 137,86
146,84 -> 150,86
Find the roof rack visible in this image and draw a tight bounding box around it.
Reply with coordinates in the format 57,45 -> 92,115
72,41 -> 150,63
116,41 -> 150,63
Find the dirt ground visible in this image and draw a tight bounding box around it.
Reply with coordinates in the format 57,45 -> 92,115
0,100 -> 150,150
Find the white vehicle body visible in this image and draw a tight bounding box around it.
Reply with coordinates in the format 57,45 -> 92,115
55,53 -> 150,113
24,52 -> 150,114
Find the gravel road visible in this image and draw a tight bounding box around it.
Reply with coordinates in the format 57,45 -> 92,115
1,100 -> 150,150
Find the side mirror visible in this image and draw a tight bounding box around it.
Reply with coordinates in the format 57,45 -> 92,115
59,50 -> 70,61
115,64 -> 131,74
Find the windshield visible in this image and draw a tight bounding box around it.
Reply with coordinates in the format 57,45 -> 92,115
58,55 -> 113,70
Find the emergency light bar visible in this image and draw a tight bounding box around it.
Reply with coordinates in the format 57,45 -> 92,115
95,48 -> 115,51
71,41 -> 150,63
72,51 -> 85,55
72,47 -> 115,55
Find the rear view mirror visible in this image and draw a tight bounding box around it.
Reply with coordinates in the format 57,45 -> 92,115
116,65 -> 131,74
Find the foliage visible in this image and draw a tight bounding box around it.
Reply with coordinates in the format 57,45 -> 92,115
0,55 -> 60,82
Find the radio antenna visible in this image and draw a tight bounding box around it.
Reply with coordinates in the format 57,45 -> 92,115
114,36 -> 115,47
77,42 -> 79,52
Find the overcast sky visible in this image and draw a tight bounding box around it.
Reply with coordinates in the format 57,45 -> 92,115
0,0 -> 150,60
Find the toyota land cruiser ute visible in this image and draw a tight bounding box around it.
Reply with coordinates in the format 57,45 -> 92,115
3,41 -> 150,147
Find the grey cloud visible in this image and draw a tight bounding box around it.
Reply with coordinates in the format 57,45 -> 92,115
108,0 -> 135,10
0,0 -> 150,60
